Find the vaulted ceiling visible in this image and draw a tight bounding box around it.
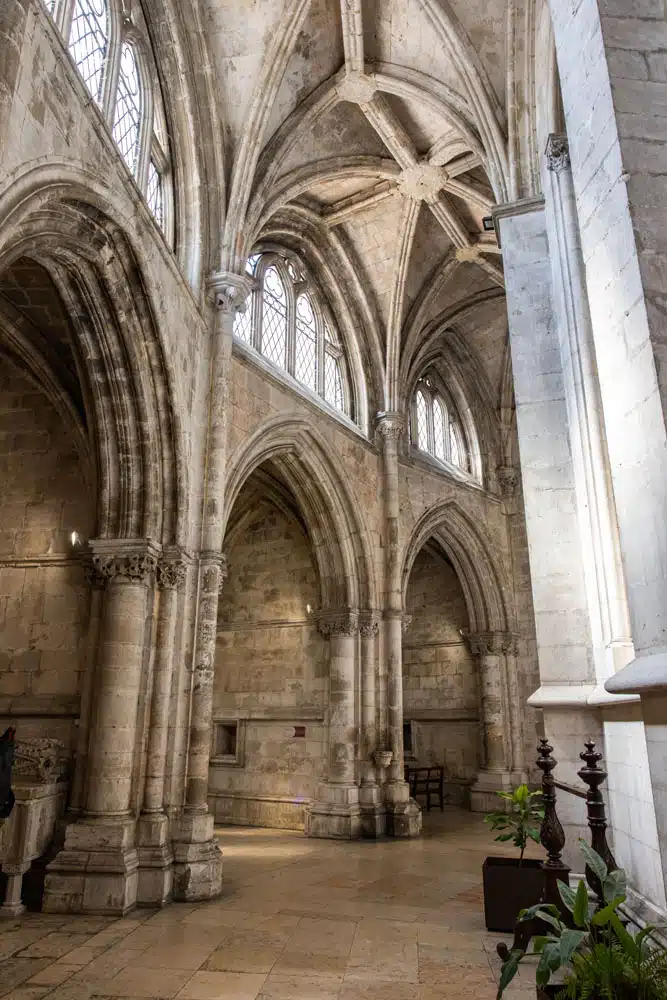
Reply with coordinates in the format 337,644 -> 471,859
197,0 -> 545,413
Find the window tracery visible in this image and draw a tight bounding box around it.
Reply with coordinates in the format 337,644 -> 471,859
40,0 -> 172,239
233,251 -> 350,418
411,375 -> 469,473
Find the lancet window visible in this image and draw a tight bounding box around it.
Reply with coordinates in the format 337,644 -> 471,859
411,375 -> 469,473
234,252 -> 350,417
40,0 -> 172,239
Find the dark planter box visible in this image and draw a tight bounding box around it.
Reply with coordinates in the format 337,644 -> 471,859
483,855 -> 544,932
537,988 -> 563,999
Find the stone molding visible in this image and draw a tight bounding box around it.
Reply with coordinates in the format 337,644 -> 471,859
496,464 -> 519,498
89,539 -> 160,586
546,133 -> 570,174
359,612 -> 381,638
14,738 -> 68,784
208,271 -> 253,315
464,630 -> 518,657
316,609 -> 359,638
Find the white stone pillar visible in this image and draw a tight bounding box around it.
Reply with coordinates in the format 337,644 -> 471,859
495,199 -> 599,853
172,270 -> 251,902
43,539 -> 159,915
543,133 -> 634,694
306,610 -> 361,839
377,413 -> 421,838
358,611 -> 385,836
136,550 -> 187,906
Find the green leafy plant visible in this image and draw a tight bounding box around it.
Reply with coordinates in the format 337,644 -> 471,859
497,841 -> 667,1000
484,783 -> 544,866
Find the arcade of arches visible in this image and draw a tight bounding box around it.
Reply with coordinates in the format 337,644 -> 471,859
1,0 -> 667,946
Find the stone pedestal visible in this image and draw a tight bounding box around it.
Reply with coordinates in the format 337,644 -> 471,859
43,540 -> 158,915
306,612 -> 362,839
136,814 -> 173,907
171,812 -> 222,902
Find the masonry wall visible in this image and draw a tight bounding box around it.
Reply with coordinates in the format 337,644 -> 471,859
0,358 -> 93,750
403,546 -> 479,802
209,497 -> 328,830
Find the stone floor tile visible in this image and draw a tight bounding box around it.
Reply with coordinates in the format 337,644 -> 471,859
256,975 -> 341,1000
176,972 -> 267,1000
94,968 -> 192,999
271,952 -> 347,978
1,989 -> 50,1000
0,960 -> 53,997
134,944 -> 218,971
0,931 -> 46,962
284,917 -> 356,957
339,982 -> 420,1000
203,946 -> 282,975
29,965 -> 81,987
18,935 -> 93,960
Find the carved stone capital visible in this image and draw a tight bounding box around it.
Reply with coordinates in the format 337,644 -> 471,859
84,558 -> 107,590
546,134 -> 570,174
157,554 -> 187,591
316,609 -> 359,638
376,411 -> 405,442
464,630 -> 518,657
497,464 -> 519,498
199,550 -> 228,593
359,611 -> 381,638
401,614 -> 412,635
208,271 -> 253,315
89,539 -> 160,586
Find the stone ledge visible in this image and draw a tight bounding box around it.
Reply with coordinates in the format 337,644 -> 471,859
605,648 -> 667,696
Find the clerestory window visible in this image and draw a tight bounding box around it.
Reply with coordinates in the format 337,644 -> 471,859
40,0 -> 173,240
411,375 -> 469,473
234,251 -> 350,417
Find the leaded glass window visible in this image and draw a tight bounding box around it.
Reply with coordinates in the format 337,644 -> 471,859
412,377 -> 469,473
261,267 -> 288,369
113,43 -> 143,175
295,295 -> 317,390
233,250 -> 351,417
68,0 -> 109,105
146,161 -> 164,229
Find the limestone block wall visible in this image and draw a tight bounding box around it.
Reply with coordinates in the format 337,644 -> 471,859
403,547 -> 480,795
0,359 -> 93,751
210,499 -> 328,829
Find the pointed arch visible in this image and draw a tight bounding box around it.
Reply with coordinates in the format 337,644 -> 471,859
0,168 -> 188,544
225,415 -> 377,611
402,500 -> 511,634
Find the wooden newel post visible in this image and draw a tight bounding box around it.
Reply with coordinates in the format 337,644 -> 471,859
578,740 -> 617,903
536,738 -> 571,915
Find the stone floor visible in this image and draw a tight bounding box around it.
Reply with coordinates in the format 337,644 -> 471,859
0,809 -> 540,1000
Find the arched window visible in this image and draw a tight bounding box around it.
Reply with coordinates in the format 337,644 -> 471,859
233,250 -> 351,418
41,0 -> 173,238
68,0 -> 109,105
112,43 -> 143,176
411,375 -> 469,473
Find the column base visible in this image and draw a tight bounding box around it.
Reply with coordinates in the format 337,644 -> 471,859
42,817 -> 138,915
171,812 -> 222,902
384,781 -> 422,837
470,769 -> 523,813
305,783 -> 362,839
136,814 -> 173,907
359,783 -> 387,838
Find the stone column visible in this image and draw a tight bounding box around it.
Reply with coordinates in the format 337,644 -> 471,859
136,549 -> 187,906
377,413 -> 421,838
172,270 -> 251,901
358,611 -> 385,836
69,560 -> 105,814
544,134 -> 634,694
494,198 -> 601,855
43,539 -> 159,915
306,610 -> 361,839
466,631 -> 516,811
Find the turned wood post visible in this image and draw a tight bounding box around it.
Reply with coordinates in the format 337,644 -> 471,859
578,740 -> 617,902
536,738 -> 570,913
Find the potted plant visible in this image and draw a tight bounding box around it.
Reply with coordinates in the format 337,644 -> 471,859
496,841 -> 667,999
482,783 -> 545,932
